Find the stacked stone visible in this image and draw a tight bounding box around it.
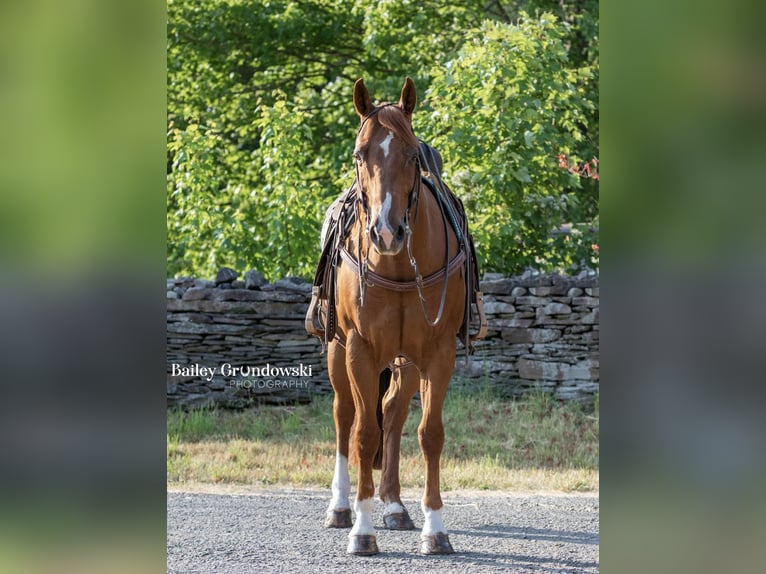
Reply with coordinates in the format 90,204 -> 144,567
167,268 -> 329,409
455,270 -> 599,402
167,268 -> 599,409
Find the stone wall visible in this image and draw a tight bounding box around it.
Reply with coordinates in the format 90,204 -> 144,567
453,272 -> 599,401
167,268 -> 598,408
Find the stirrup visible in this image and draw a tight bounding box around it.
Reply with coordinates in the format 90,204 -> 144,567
469,291 -> 488,344
305,286 -> 326,344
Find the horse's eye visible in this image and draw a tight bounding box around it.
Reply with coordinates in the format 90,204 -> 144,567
353,151 -> 364,164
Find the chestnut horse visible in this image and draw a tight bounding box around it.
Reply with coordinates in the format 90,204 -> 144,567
322,78 -> 467,556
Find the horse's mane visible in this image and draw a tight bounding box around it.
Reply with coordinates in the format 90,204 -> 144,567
373,104 -> 419,149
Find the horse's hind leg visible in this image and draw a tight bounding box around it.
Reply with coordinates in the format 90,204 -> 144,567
324,340 -> 354,528
373,369 -> 391,470
379,361 -> 419,530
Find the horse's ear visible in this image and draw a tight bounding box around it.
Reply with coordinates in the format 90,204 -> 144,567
399,77 -> 417,117
353,78 -> 374,120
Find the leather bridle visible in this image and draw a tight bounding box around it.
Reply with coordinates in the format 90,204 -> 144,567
349,105 -> 458,326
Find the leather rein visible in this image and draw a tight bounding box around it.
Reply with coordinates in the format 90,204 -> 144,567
349,105 -> 463,327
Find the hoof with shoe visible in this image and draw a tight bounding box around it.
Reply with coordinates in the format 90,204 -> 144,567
347,534 -> 379,555
383,510 -> 416,530
324,509 -> 352,528
420,532 -> 455,555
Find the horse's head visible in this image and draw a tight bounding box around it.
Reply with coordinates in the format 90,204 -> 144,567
353,77 -> 420,256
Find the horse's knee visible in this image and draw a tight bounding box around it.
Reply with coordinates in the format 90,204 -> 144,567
418,419 -> 444,454
353,425 -> 381,461
334,395 -> 354,421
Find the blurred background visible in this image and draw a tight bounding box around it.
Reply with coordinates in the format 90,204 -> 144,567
601,0 -> 766,572
0,1 -> 166,572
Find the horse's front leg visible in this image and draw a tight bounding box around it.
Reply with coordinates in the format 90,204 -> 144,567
346,332 -> 383,555
325,339 -> 354,528
379,361 -> 419,530
418,343 -> 457,555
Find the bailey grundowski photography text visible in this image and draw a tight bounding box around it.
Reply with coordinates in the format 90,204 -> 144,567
169,362 -> 314,390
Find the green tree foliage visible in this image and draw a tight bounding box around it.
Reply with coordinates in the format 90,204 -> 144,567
167,0 -> 598,280
420,15 -> 597,272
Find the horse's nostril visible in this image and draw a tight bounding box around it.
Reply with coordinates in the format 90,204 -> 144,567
395,225 -> 405,242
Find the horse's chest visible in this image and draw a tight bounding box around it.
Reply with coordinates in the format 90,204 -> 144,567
356,291 -> 406,330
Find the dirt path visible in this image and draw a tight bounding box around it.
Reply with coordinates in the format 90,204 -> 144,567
167,487 -> 599,573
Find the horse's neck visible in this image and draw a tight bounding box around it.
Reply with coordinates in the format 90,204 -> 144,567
410,186 -> 459,273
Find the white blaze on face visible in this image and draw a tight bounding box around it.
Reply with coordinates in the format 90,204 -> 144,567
376,191 -> 395,249
349,497 -> 376,537
421,501 -> 447,536
379,130 -> 394,158
327,453 -> 350,512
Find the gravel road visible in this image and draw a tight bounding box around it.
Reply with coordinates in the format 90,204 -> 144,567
167,488 -> 599,573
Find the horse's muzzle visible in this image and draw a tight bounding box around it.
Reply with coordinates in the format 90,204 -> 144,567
370,219 -> 405,255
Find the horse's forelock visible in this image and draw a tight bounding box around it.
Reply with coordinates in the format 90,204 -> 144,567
372,105 -> 418,149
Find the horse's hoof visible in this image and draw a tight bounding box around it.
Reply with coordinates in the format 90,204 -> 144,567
324,509 -> 352,528
347,534 -> 379,555
383,510 -> 416,530
420,532 -> 455,555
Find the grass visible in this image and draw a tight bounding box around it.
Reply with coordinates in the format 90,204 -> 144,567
167,389 -> 598,493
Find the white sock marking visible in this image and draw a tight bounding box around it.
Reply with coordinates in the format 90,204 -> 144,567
349,497 -> 376,537
380,130 -> 394,158
421,502 -> 447,536
327,453 -> 350,512
384,501 -> 405,516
